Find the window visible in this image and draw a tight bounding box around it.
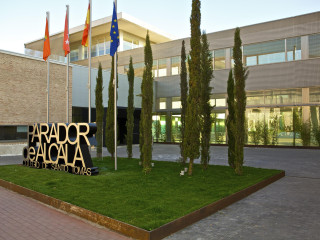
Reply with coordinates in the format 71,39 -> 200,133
0,126 -> 27,141
172,97 -> 181,109
123,40 -> 132,51
211,112 -> 226,144
287,37 -> 301,61
246,89 -> 302,106
214,49 -> 225,70
276,89 -> 301,105
70,49 -> 79,62
310,87 -> 320,102
216,99 -> 226,107
133,62 -> 144,78
123,34 -> 140,51
105,41 -> 110,55
152,60 -> 158,78
158,59 -> 167,77
171,115 -> 182,142
265,90 -> 276,105
83,46 -> 88,60
159,98 -> 166,109
247,91 -> 265,106
244,39 -> 285,66
171,56 -> 180,75
209,97 -> 226,107
230,49 -> 235,68
309,34 -> 320,58
152,115 -> 166,142
97,42 -> 105,56
91,44 -> 97,57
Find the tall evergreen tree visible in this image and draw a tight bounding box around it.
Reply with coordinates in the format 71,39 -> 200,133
105,56 -> 117,160
180,40 -> 188,164
233,27 -> 248,175
227,69 -> 236,168
200,31 -> 213,170
140,31 -> 154,173
126,57 -> 134,158
95,63 -> 104,158
184,0 -> 201,175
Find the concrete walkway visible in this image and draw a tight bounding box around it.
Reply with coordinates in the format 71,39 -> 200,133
1,144 -> 319,239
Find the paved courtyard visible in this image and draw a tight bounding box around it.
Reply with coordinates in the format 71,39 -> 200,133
0,144 -> 319,239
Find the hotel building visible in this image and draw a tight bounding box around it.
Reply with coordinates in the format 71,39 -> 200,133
1,11 -> 320,146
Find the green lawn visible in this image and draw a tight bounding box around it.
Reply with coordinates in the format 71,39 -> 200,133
0,158 -> 281,230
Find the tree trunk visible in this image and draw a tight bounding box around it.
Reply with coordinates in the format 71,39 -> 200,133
188,158 -> 194,175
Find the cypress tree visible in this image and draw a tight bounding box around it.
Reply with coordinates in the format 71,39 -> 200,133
105,56 -> 116,160
180,40 -> 188,164
95,63 -> 104,158
140,31 -> 153,173
227,69 -> 236,168
184,0 -> 201,175
126,57 -> 134,158
200,31 -> 213,170
233,27 -> 248,175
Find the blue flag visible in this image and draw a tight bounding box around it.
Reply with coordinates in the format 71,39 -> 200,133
110,2 -> 119,56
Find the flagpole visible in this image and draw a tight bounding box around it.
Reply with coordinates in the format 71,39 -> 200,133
66,5 -> 69,123
114,0 -> 118,171
88,0 -> 92,123
46,11 -> 50,123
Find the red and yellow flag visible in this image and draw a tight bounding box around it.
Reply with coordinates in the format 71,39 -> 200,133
63,10 -> 70,56
43,17 -> 51,61
81,3 -> 90,47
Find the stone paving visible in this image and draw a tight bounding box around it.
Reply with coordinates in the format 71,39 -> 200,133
1,144 -> 319,239
0,186 -> 130,240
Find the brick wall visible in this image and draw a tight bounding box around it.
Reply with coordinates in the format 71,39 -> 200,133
0,51 -> 72,125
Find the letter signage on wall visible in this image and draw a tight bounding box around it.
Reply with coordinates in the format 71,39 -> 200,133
23,123 -> 99,176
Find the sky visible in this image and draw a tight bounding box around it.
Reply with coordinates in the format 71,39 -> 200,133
0,0 -> 319,54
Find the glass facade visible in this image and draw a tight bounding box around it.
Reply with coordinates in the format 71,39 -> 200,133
159,98 -> 166,109
171,115 -> 181,142
287,37 -> 301,61
152,115 -> 167,142
309,34 -> 320,58
171,56 -> 180,75
214,49 -> 226,70
152,60 -> 158,78
152,85 -> 320,146
70,49 -> 79,62
123,34 -> 139,51
310,87 -> 320,103
158,58 -> 167,77
0,126 -> 27,142
247,89 -> 302,106
133,62 -> 144,77
211,112 -> 226,143
172,97 -> 181,109
244,39 -> 285,66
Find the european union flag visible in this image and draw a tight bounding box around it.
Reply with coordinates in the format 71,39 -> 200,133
110,2 -> 119,56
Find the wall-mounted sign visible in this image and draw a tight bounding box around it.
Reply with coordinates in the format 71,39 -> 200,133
23,123 -> 98,176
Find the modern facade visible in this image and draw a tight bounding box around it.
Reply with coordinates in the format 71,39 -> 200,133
71,11 -> 320,146
2,11 -> 320,147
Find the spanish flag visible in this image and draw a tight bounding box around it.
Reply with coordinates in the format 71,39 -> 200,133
82,3 -> 90,47
43,17 -> 51,61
